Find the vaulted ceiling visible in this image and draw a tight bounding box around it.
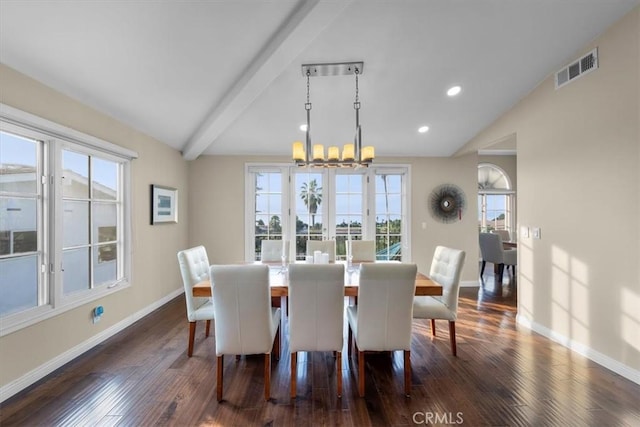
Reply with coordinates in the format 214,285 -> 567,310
1,0 -> 637,159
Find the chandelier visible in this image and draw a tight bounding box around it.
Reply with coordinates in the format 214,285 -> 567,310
292,62 -> 374,167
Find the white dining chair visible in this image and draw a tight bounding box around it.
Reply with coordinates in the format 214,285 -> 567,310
347,263 -> 417,397
479,232 -> 517,279
412,246 -> 466,356
177,246 -> 214,357
261,239 -> 290,262
288,263 -> 345,398
306,240 -> 336,262
210,264 -> 281,402
349,240 -> 376,262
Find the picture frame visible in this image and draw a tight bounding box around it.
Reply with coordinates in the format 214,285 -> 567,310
150,184 -> 178,224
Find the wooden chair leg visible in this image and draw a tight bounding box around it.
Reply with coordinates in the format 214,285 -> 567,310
480,260 -> 486,276
449,321 -> 457,357
216,355 -> 223,401
358,351 -> 365,397
404,350 -> 411,397
205,319 -> 211,338
264,353 -> 271,401
188,322 -> 196,357
337,351 -> 342,398
290,352 -> 297,398
430,319 -> 436,337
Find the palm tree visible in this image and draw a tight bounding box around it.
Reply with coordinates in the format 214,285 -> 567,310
300,179 -> 322,227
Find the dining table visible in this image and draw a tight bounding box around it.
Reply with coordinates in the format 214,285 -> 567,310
192,261 -> 442,298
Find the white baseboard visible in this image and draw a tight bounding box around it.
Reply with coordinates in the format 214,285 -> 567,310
0,288 -> 184,403
460,280 -> 479,288
516,314 -> 640,386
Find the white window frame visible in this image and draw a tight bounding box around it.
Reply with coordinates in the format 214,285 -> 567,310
244,163 -> 411,262
0,104 -> 137,336
478,162 -> 516,237
244,164 -> 291,262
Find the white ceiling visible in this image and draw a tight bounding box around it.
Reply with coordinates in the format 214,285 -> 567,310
1,0 -> 638,159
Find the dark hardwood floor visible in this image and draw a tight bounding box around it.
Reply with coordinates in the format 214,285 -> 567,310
2,269 -> 640,426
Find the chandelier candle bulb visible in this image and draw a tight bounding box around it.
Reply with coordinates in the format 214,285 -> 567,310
313,144 -> 324,161
361,146 -> 375,162
328,146 -> 340,161
342,143 -> 355,161
292,141 -> 305,161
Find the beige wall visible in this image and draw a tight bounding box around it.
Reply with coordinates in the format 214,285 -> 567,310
459,7 -> 640,374
0,65 -> 189,388
188,153 -> 479,283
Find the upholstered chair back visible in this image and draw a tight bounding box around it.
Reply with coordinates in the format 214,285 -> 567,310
261,239 -> 290,262
210,264 -> 278,356
479,233 -> 504,264
177,246 -> 211,322
355,263 -> 417,351
350,240 -> 376,262
288,264 -> 344,352
429,246 -> 466,317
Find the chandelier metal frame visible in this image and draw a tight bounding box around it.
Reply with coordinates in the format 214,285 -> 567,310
292,61 -> 374,167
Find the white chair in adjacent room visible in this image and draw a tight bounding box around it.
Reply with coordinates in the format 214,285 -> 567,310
177,245 -> 215,357
349,240 -> 376,262
210,264 -> 281,402
412,246 -> 466,356
261,239 -> 290,262
479,232 -> 517,279
490,229 -> 511,242
347,263 -> 417,397
288,263 -> 345,398
306,240 -> 336,262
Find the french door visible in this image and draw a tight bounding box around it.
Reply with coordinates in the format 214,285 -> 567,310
246,164 -> 409,262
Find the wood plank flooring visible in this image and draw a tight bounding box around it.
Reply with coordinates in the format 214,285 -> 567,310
2,271 -> 640,426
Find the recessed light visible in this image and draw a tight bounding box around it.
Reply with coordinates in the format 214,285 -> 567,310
299,124 -> 308,131
447,86 -> 462,97
418,126 -> 429,133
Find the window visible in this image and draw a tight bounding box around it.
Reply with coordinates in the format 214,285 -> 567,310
0,130 -> 42,317
0,104 -> 136,335
478,163 -> 515,236
374,171 -> 406,261
245,164 -> 410,262
252,168 -> 286,260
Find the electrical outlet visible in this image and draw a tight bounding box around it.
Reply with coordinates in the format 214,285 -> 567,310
92,305 -> 104,324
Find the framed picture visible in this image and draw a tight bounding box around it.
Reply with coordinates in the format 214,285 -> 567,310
150,185 -> 178,224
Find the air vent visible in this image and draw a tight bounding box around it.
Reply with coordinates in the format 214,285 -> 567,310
555,48 -> 598,89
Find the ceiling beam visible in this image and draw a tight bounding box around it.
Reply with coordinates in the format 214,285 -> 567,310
181,0 -> 352,160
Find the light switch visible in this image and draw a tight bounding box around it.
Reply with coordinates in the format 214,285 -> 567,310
532,227 -> 541,239
521,226 -> 530,238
